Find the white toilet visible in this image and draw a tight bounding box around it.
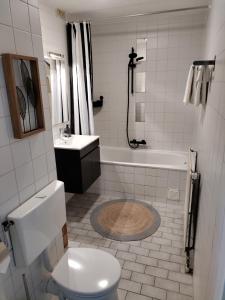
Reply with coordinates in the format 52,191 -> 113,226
7,180 -> 121,300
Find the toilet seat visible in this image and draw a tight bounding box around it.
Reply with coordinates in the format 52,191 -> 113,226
52,248 -> 121,298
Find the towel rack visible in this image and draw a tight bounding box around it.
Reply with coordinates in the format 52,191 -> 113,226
193,56 -> 216,67
193,60 -> 215,66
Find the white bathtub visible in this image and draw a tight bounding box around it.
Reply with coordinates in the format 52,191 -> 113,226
100,146 -> 188,171
88,146 -> 187,201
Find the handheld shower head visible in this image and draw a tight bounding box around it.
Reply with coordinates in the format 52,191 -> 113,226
129,47 -> 137,59
128,48 -> 144,67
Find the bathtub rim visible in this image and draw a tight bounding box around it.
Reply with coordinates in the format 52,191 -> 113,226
100,146 -> 188,171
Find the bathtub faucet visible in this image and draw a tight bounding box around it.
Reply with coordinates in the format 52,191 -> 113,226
130,139 -> 147,146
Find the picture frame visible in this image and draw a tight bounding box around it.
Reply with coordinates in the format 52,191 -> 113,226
2,53 -> 45,139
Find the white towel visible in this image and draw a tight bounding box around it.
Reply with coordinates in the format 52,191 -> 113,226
201,66 -> 212,106
183,65 -> 212,107
194,66 -> 204,107
183,65 -> 194,105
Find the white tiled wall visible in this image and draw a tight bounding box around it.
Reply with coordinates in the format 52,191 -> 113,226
88,164 -> 186,203
193,0 -> 225,300
0,1 -> 63,299
92,12 -> 206,151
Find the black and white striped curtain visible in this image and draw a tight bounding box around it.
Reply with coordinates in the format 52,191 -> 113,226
49,59 -> 69,125
67,22 -> 94,135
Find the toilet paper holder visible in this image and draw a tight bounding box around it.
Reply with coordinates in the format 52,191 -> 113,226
0,237 -> 11,274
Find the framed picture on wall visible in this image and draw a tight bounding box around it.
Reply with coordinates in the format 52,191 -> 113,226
2,53 -> 45,139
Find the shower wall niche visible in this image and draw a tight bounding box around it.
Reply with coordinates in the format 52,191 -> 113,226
136,72 -> 146,93
136,38 -> 147,94
137,38 -> 147,61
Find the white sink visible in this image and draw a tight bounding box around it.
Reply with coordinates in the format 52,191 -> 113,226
54,134 -> 99,150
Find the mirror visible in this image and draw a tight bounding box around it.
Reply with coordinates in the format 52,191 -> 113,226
137,38 -> 147,61
136,72 -> 146,93
45,57 -> 69,125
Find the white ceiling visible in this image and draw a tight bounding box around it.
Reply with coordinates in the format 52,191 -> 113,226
41,0 -> 211,20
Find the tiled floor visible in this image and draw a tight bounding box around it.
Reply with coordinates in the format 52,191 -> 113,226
66,193 -> 193,300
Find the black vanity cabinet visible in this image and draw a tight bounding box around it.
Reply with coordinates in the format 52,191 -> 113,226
54,139 -> 100,193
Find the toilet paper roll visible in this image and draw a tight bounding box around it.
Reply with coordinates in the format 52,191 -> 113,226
0,242 -> 10,274
0,242 -> 9,262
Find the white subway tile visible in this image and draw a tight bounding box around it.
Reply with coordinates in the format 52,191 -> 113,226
29,133 -> 45,158
11,140 -> 31,168
145,266 -> 168,278
28,0 -> 39,7
0,195 -> 19,219
141,284 -> 166,300
15,161 -> 34,190
119,279 -> 141,294
0,88 -> 10,117
19,183 -> 35,203
14,29 -> 33,56
35,174 -> 48,191
131,272 -> 154,285
29,5 -> 41,35
0,145 -> 13,176
0,24 -> 15,53
32,33 -> 44,60
0,171 -> 17,204
33,154 -> 47,180
168,272 -> 192,285
155,277 -> 179,292
0,0 -> 11,26
10,0 -> 30,31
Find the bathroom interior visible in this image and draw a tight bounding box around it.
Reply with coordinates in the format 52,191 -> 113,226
0,0 -> 225,299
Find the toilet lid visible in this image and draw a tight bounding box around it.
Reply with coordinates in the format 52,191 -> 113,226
52,248 -> 121,297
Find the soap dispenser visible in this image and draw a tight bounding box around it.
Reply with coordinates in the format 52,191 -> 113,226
64,125 -> 71,138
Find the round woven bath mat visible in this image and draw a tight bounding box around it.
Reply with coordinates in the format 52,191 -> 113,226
90,199 -> 161,241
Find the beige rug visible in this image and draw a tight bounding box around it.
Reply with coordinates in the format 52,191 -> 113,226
90,199 -> 161,241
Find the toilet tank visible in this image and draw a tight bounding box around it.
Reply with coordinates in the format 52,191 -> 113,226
8,180 -> 66,267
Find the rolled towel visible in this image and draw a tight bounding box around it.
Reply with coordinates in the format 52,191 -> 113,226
201,66 -> 212,106
183,65 -> 194,104
194,66 -> 204,107
0,242 -> 9,263
0,242 -> 10,274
